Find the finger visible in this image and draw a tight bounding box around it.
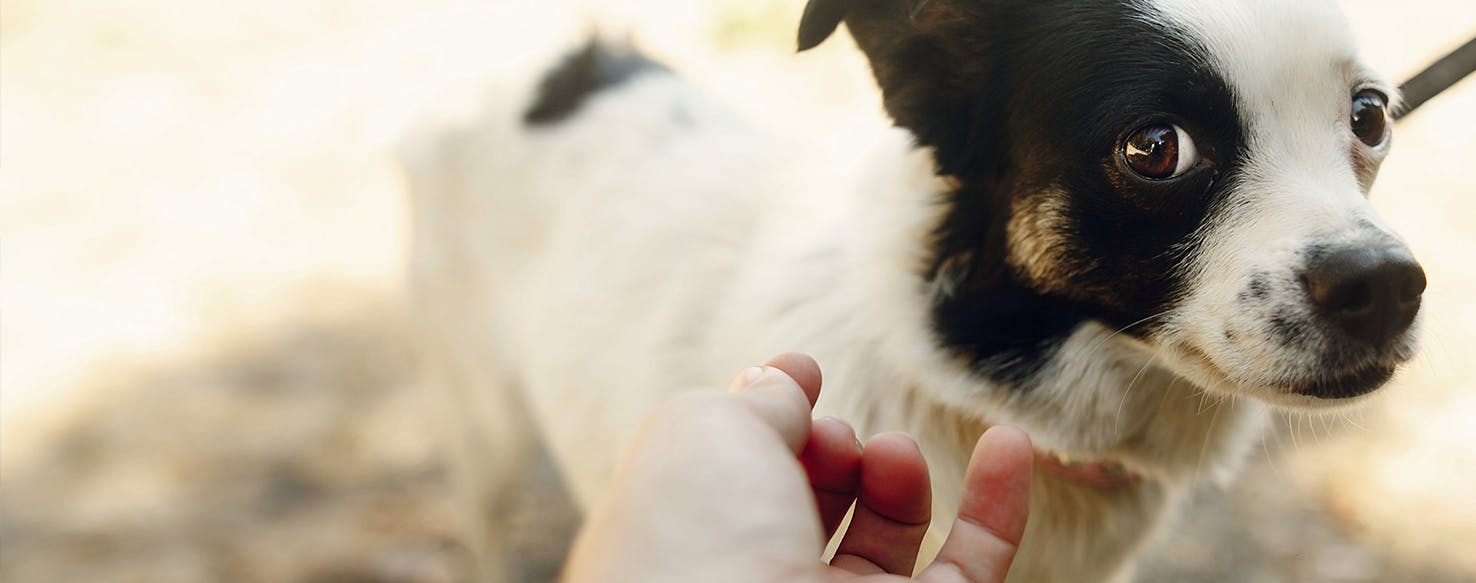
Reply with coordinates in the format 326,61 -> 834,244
920,425 -> 1033,583
831,432 -> 932,576
727,365 -> 813,453
800,416 -> 861,540
763,353 -> 823,407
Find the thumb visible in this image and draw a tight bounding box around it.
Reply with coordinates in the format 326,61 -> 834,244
728,365 -> 814,453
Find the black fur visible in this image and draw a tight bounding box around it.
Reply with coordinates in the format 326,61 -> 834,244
1241,273 -> 1272,303
799,0 -> 1250,387
1269,310 -> 1307,347
1296,363 -> 1393,400
797,0 -> 849,52
525,39 -> 666,126
798,0 -> 935,51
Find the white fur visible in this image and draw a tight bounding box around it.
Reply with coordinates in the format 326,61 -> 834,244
400,2 -> 1405,579
402,75 -> 1262,582
1147,0 -> 1414,409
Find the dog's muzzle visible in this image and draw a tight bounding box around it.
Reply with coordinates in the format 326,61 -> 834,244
1293,243 -> 1426,399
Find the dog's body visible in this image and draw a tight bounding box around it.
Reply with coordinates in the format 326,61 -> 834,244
401,1 -> 1423,580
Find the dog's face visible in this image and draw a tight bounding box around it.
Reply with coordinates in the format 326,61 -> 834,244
801,0 -> 1424,408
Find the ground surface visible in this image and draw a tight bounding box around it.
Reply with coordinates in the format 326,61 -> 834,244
3,1 -> 1475,581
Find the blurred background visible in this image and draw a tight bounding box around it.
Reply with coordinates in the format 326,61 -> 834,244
1,1 -> 1473,581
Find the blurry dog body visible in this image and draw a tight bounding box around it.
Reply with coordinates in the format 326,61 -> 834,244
400,1 -> 1423,580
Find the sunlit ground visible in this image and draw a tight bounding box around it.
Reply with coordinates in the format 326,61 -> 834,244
1,1 -> 1473,581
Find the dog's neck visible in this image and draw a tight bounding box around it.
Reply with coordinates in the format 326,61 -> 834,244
1036,450 -> 1140,488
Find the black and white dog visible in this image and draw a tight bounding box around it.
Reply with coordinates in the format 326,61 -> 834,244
400,0 -> 1424,580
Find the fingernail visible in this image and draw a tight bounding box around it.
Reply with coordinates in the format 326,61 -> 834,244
817,416 -> 861,445
729,366 -> 767,391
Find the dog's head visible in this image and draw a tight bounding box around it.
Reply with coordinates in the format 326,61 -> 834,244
802,0 -> 1423,409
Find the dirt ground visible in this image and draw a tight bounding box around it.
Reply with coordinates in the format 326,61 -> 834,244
2,292 -> 1473,583
3,1 -> 1475,582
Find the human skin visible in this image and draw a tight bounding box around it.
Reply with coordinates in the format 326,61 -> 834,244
563,353 -> 1034,583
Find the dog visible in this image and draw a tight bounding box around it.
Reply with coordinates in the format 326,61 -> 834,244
399,0 -> 1424,580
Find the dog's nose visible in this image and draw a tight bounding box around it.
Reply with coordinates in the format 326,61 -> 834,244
1303,246 -> 1425,345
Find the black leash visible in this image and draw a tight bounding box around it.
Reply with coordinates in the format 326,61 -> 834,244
1396,35 -> 1476,120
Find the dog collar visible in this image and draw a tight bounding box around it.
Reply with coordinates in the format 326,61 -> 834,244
1033,450 -> 1140,488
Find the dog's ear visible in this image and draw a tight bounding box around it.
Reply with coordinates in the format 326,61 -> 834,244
816,0 -> 997,178
797,0 -> 847,51
797,0 -> 935,51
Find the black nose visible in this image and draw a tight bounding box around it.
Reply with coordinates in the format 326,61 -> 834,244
1302,246 -> 1426,345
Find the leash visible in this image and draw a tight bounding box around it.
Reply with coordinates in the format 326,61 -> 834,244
1396,35 -> 1476,119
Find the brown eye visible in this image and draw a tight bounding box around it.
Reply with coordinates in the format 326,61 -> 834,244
1122,123 -> 1198,180
1351,90 -> 1389,147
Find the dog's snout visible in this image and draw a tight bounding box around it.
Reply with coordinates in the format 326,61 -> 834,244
1302,246 -> 1425,345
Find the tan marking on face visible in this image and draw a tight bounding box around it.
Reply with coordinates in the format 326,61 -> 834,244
1006,188 -> 1085,296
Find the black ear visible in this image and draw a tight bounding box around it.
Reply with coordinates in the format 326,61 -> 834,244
801,0 -> 991,177
797,0 -> 850,51
797,0 -> 938,52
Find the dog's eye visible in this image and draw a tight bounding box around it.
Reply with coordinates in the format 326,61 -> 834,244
1122,123 -> 1198,180
1351,90 -> 1389,147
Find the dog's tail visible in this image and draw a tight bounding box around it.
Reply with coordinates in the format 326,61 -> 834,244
396,34 -> 669,268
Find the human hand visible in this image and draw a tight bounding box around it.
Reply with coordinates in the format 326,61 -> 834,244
562,353 -> 1033,583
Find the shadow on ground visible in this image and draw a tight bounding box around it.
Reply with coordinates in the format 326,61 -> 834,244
3,291 -> 1472,582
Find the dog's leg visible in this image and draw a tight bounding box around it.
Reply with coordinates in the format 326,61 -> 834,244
417,333 -> 533,581
401,109 -> 577,580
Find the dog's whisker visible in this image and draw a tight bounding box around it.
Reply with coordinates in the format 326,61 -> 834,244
1415,321 -> 1451,378
1087,311 -> 1172,356
1404,308 -> 1453,379
1262,411 -> 1291,477
1150,374 -> 1182,430
1193,400 -> 1224,484
1195,389 -> 1219,416
1259,425 -> 1287,481
1116,342 -> 1167,437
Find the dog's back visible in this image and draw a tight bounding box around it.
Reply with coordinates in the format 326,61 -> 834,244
399,40 -> 810,578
